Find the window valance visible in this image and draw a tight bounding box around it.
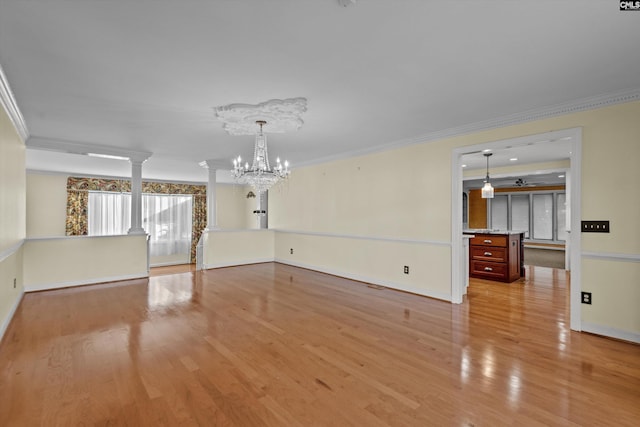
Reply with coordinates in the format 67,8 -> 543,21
66,177 -> 206,195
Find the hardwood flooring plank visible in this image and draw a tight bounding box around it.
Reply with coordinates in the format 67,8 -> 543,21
1,263 -> 638,426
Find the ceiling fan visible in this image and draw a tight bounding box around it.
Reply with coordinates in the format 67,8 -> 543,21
510,177 -> 550,188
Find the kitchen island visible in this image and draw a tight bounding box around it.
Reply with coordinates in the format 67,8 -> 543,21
464,230 -> 525,283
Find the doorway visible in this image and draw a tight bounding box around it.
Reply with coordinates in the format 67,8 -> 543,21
451,128 -> 582,331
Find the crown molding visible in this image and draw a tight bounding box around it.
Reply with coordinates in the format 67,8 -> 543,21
0,63 -> 29,142
296,87 -> 640,168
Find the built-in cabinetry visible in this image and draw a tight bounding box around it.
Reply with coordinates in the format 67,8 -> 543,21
467,231 -> 524,283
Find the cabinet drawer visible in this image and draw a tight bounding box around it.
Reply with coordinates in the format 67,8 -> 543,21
471,247 -> 506,262
470,260 -> 507,279
470,235 -> 507,247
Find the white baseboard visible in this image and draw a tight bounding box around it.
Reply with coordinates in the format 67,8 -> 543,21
203,257 -> 275,270
274,258 -> 451,302
0,290 -> 24,343
581,321 -> 640,344
25,272 -> 149,293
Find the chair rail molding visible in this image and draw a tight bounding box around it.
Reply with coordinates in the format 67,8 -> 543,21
0,240 -> 24,264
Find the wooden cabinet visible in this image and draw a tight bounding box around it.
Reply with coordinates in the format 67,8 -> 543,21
469,233 -> 522,282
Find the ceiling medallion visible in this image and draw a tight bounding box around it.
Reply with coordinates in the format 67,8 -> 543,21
214,97 -> 307,135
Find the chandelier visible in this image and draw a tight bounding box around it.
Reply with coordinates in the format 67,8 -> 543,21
232,120 -> 290,194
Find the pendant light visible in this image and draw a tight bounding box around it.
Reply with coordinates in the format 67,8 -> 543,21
481,152 -> 494,198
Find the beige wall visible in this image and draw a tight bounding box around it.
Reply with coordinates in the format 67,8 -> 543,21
275,232 -> 451,300
23,235 -> 148,291
0,101 -> 26,339
26,173 -> 67,237
216,184 -> 256,230
203,229 -> 274,268
582,259 -> 639,333
270,140 -> 454,300
271,141 -> 452,241
0,104 -> 26,249
271,101 -> 640,338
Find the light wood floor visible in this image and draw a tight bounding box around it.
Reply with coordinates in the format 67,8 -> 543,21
1,264 -> 638,426
149,263 -> 196,277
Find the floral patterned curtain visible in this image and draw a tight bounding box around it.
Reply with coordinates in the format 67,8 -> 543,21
192,194 -> 207,262
65,190 -> 89,235
65,177 -> 207,263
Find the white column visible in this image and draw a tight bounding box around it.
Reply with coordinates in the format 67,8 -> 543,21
203,160 -> 227,231
128,155 -> 149,235
258,191 -> 268,229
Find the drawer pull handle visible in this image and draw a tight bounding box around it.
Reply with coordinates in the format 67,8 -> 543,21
484,267 -> 493,271
484,252 -> 493,256
483,239 -> 492,243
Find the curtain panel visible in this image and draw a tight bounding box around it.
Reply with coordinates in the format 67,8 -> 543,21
65,177 -> 207,263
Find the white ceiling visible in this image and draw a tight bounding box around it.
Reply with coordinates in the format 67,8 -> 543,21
461,138 -> 571,189
1,1 -> 639,183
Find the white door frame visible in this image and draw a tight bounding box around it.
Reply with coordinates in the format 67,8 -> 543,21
451,127 -> 582,331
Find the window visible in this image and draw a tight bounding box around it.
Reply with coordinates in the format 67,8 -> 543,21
532,194 -> 553,240
88,192 -> 193,259
511,195 -> 530,236
88,191 -> 131,236
557,193 -> 567,241
489,190 -> 565,242
491,195 -> 508,231
142,194 -> 193,258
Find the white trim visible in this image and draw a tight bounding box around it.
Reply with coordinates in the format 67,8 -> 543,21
0,290 -> 24,344
273,229 -> 450,246
0,63 -> 29,142
569,130 -> 582,331
25,272 -> 149,293
582,252 -> 640,263
275,258 -> 451,302
0,239 -> 24,264
451,152 -> 464,304
296,88 -> 640,168
581,322 -> 640,344
450,127 -> 583,330
203,257 -> 275,270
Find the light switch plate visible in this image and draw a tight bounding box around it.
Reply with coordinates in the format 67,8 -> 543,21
581,221 -> 610,233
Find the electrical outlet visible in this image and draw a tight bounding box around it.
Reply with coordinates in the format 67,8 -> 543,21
403,266 -> 409,274
581,221 -> 610,233
581,292 -> 592,304
13,278 -> 16,288
290,248 -> 294,255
